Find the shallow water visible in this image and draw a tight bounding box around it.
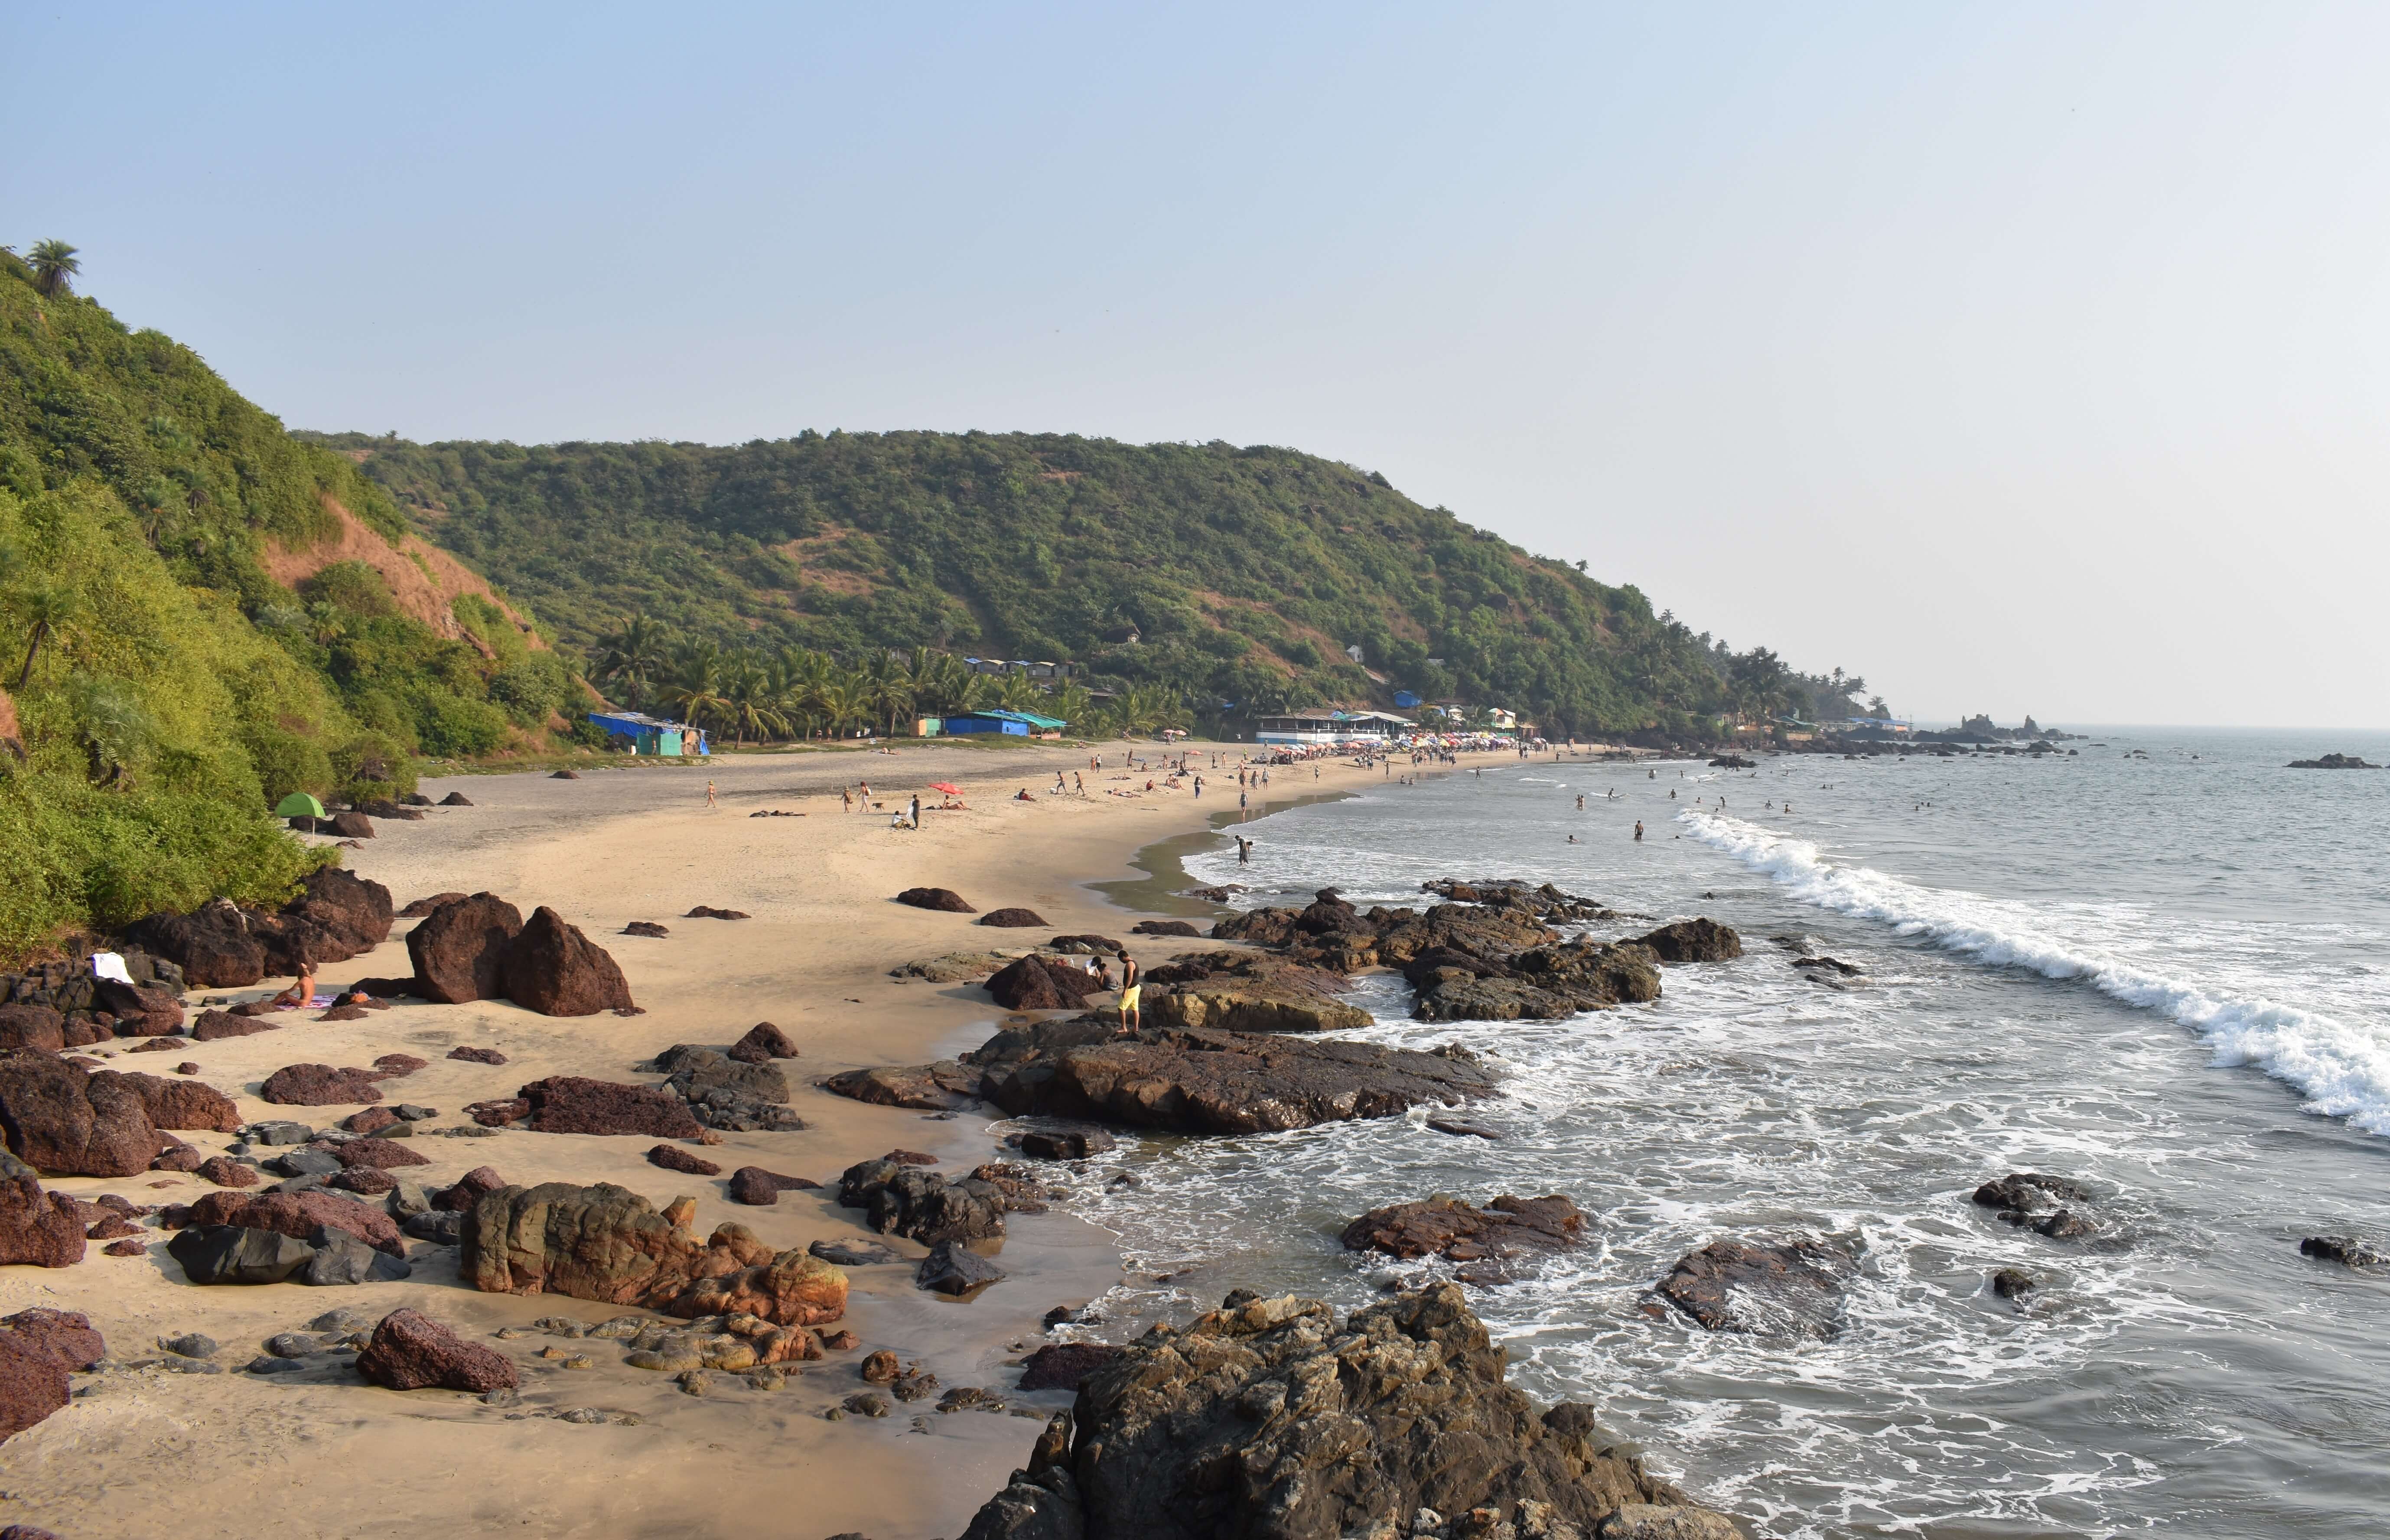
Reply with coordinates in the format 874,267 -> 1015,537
1035,728 -> 2390,1539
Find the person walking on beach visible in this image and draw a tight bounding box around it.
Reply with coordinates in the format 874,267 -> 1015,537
1114,952 -> 1141,1037
706,780 -> 718,810
1075,772 -> 1085,796
841,786 -> 853,814
908,794 -> 921,829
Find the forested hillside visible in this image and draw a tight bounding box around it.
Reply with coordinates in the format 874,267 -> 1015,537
0,246 -> 577,959
314,431 -> 1864,739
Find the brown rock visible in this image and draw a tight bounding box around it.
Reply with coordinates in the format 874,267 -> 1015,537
517,1077 -> 700,1137
465,1097 -> 529,1127
820,1061 -> 980,1112
435,1166 -> 511,1211
0,1051 -> 160,1176
499,907 -> 635,1016
189,1009 -> 277,1042
327,811 -> 374,839
648,1145 -> 721,1176
860,1348 -> 900,1382
399,892 -> 469,918
92,977 -> 185,1036
316,1006 -> 369,1022
1628,918 -> 1744,963
370,1053 -> 428,1078
102,1238 -> 143,1257
885,1149 -> 938,1166
258,1063 -> 384,1106
126,1036 -> 192,1053
0,1157 -> 85,1267
728,1022 -> 799,1061
895,887 -> 976,913
622,921 -> 670,938
328,1166 -> 398,1195
355,1309 -> 518,1393
439,792 -> 473,807
447,1045 -> 508,1065
1653,1237 -> 1856,1336
0,1006 -> 65,1054
983,956 -> 1106,1013
195,1156 -> 258,1188
461,1181 -> 849,1326
405,892 -> 524,1004
326,1137 -> 430,1169
728,1167 -> 815,1205
122,900 -> 267,988
0,1309 -> 102,1374
85,1214 -> 139,1240
117,1071 -> 241,1133
149,1141 -> 205,1172
344,1107 -> 399,1135
0,1307 -> 105,1440
186,1189 -> 404,1256
684,906 -> 749,920
977,907 -> 1049,928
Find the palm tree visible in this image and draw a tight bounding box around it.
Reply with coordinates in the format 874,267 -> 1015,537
658,642 -> 729,736
861,651 -> 915,737
994,670 -> 1041,713
811,680 -> 860,740
27,241 -> 80,299
595,616 -> 669,707
720,651 -> 788,748
11,581 -> 80,689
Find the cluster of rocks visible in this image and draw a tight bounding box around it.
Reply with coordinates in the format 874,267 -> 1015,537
830,1011 -> 1498,1136
0,1048 -> 245,1178
653,1026 -> 806,1131
124,867 -> 394,989
1971,1172 -> 2099,1240
1,948 -> 186,1047
386,893 -> 636,1016
1204,882 -> 1740,1024
459,1179 -> 849,1327
959,1283 -> 1736,1540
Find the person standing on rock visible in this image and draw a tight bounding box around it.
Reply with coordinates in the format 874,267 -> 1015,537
1114,952 -> 1141,1036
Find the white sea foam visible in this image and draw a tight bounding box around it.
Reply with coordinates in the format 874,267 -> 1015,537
1680,810 -> 2390,1137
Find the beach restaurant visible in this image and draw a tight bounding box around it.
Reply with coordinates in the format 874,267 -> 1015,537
1253,710 -> 1416,746
585,710 -> 711,756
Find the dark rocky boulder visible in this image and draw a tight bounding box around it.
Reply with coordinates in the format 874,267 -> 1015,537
623,920 -> 670,938
2287,753 -> 2382,769
259,1063 -> 384,1106
1016,1341 -> 1125,1391
918,1240 -> 1004,1296
189,1009 -> 277,1041
124,899 -> 267,988
897,887 -> 977,913
399,892 -> 468,918
0,1052 -> 160,1176
958,1283 -> 1720,1540
1971,1172 -> 2090,1212
821,1061 -> 980,1112
447,1045 -> 507,1065
1653,1237 -> 1856,1336
91,977 -> 184,1036
0,1006 -> 64,1055
0,1153 -> 85,1267
656,1045 -> 789,1103
685,905 -> 750,920
1017,1128 -> 1117,1160
460,1181 -> 849,1325
838,1159 -> 1009,1244
1048,934 -> 1127,955
194,1155 -> 257,1188
728,1021 -> 799,1061
405,892 -> 524,1004
166,1224 -> 318,1285
324,1136 -> 430,1170
727,1166 -> 817,1205
986,956 -> 1107,1012
0,1309 -> 103,1374
326,811 -> 374,839
270,867 -> 396,968
1991,1267 -> 2037,1300
1626,919 -> 1743,964
1128,920 -> 1201,937
517,1076 -> 702,1137
979,907 -> 1051,929
809,1237 -> 902,1267
187,1188 -> 405,1256
439,791 -> 474,806
355,1309 -> 518,1392
1340,1194 -> 1585,1263
2300,1235 -> 2387,1269
500,906 -> 635,1016
1140,978 -> 1370,1035
969,1016 -> 1498,1135
648,1144 -> 722,1176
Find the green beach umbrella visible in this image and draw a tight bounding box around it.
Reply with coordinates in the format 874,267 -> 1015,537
275,792 -> 327,819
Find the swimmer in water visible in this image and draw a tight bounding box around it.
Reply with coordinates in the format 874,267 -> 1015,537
1633,821 -> 1644,841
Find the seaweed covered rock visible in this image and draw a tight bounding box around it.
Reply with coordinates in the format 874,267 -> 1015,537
459,1180 -> 847,1325
957,1283 -> 1719,1540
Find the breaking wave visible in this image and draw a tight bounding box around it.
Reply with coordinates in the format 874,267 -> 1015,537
1679,811 -> 2390,1137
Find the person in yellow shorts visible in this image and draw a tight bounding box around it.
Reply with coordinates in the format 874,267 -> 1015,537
1115,951 -> 1141,1036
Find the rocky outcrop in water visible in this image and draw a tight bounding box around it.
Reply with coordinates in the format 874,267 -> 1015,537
1625,920 -> 1743,964
958,1283 -> 1726,1540
1340,1194 -> 1585,1265
2299,1235 -> 2387,1269
963,1014 -> 1498,1135
838,1158 -> 1009,1243
1651,1237 -> 1855,1336
1971,1172 -> 2100,1240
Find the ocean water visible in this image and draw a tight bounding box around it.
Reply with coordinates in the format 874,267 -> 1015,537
1027,727 -> 2390,1540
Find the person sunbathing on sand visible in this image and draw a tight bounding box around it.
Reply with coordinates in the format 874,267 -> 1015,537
270,955 -> 317,1009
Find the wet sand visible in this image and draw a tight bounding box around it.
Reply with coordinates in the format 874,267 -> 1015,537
0,741 -> 1387,1540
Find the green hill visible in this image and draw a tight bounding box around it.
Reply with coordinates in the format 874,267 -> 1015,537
310,430 -> 1864,738
0,247 -> 579,961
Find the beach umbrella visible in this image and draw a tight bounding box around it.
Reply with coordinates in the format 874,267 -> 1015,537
275,792 -> 327,819
929,781 -> 962,795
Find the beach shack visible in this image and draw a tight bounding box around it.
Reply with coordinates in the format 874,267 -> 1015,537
586,710 -> 711,756
943,708 -> 1068,738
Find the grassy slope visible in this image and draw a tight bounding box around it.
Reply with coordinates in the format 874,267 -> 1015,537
318,431 -> 1845,739
0,256 -> 574,961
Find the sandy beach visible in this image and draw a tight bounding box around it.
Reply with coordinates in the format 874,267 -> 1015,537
0,740 -> 1403,1540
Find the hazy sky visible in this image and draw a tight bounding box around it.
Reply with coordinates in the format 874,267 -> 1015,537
8,3 -> 2387,727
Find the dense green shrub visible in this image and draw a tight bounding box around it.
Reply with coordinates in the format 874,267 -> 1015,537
411,690 -> 508,758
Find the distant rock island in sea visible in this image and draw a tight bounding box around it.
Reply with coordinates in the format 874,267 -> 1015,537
2287,752 -> 2381,769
